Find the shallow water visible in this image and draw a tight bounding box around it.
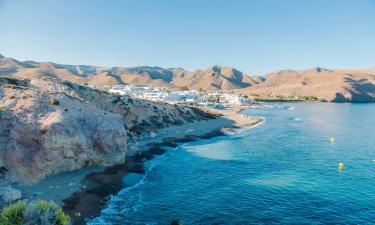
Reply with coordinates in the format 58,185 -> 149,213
89,103 -> 375,224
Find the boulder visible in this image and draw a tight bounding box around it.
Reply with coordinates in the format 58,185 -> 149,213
0,186 -> 22,203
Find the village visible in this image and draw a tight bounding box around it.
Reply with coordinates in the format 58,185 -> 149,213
107,84 -> 252,107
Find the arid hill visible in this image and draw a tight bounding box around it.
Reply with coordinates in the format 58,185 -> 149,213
242,67 -> 375,102
171,65 -> 264,90
0,55 -> 262,90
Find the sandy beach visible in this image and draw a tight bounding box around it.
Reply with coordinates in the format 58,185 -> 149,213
16,106 -> 263,225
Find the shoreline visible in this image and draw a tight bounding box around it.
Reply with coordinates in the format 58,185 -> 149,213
18,106 -> 264,225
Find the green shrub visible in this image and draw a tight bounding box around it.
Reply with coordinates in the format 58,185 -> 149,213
0,200 -> 26,225
0,199 -> 70,225
298,96 -> 319,101
48,98 -> 59,106
179,86 -> 189,91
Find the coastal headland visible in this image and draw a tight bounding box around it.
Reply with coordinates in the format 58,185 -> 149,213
60,107 -> 262,224
0,74 -> 262,224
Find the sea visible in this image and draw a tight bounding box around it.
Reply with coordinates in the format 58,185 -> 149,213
88,103 -> 375,225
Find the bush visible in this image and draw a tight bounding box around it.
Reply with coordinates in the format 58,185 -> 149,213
179,86 -> 189,91
0,200 -> 26,225
48,98 -> 59,106
0,200 -> 70,225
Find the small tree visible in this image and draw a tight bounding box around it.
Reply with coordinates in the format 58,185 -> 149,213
179,86 -> 189,91
48,98 -> 59,106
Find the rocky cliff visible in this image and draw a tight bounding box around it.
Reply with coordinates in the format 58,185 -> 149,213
0,75 -> 215,185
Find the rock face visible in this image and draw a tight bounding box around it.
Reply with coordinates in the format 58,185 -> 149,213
242,67 -> 375,102
0,55 -> 263,90
0,186 -> 22,203
0,76 -> 215,184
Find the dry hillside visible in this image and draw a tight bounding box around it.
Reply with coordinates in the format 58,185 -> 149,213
242,67 -> 375,102
0,55 -> 262,90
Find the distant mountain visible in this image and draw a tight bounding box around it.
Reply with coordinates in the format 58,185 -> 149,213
241,67 -> 375,102
0,55 -> 262,90
3,54 -> 374,102
171,65 -> 261,90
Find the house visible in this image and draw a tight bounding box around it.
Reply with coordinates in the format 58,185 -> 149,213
219,94 -> 246,105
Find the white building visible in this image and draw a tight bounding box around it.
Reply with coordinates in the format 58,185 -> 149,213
142,92 -> 168,101
109,84 -> 246,106
164,90 -> 202,103
109,85 -> 132,96
219,94 -> 246,105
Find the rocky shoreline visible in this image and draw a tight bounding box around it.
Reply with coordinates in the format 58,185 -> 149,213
62,130 -> 224,225
12,106 -> 262,225
0,75 -> 217,207
60,108 -> 263,224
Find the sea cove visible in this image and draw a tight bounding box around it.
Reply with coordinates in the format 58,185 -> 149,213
90,103 -> 375,224
2,1 -> 375,224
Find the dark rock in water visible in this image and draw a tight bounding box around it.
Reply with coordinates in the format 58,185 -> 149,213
200,130 -> 225,139
149,147 -> 166,155
171,219 -> 183,225
164,135 -> 199,144
0,167 -> 8,179
164,141 -> 178,147
133,151 -> 155,161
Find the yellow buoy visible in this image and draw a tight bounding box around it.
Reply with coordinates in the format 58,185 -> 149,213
339,162 -> 345,170
330,137 -> 335,143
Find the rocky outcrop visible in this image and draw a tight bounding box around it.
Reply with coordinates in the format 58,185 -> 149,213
0,76 -> 215,184
0,186 -> 22,204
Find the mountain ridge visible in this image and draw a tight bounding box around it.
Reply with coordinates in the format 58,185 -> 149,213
2,54 -> 375,102
0,54 -> 262,90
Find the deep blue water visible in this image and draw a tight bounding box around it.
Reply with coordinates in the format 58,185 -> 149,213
89,103 -> 375,225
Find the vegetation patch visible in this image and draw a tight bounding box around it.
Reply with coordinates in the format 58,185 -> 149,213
49,98 -> 60,106
0,199 -> 70,225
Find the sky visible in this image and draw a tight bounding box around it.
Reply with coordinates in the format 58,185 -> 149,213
0,0 -> 375,75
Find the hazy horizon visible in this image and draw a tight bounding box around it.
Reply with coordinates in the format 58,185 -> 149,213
1,0 -> 375,75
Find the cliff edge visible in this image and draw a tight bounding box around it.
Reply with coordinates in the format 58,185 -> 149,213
0,75 -> 215,185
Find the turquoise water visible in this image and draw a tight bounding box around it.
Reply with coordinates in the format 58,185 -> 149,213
90,103 -> 375,224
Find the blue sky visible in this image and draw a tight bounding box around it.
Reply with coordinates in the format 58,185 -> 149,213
0,0 -> 375,75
